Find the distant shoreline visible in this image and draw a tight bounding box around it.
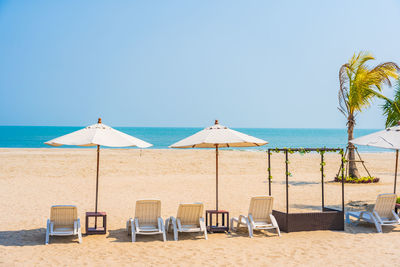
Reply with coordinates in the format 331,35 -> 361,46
0,126 -> 388,152
0,147 -> 395,154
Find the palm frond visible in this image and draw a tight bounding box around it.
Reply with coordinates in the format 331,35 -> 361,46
382,79 -> 400,127
338,52 -> 399,123
338,64 -> 350,117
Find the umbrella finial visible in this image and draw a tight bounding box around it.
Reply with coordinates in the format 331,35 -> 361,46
215,119 -> 219,125
98,118 -> 102,124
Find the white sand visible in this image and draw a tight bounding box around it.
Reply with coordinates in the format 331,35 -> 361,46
1,148 -> 400,266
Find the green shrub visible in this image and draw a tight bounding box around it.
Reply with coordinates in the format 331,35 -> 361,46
335,176 -> 379,183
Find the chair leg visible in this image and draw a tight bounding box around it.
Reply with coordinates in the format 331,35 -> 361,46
374,221 -> 382,233
77,219 -> 82,244
248,225 -> 254,238
275,227 -> 281,237
270,215 -> 281,237
199,218 -> 207,240
372,217 -> 382,233
158,218 -> 166,242
243,217 -> 253,238
45,219 -> 50,245
130,219 -> 136,242
230,218 -> 235,231
165,218 -> 170,233
172,219 -> 178,241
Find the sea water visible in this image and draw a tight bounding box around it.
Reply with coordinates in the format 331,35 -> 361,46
0,126 -> 386,152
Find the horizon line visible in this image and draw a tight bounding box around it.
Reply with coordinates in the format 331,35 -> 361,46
0,125 -> 384,130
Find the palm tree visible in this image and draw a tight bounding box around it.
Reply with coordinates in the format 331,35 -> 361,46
382,79 -> 400,127
338,52 -> 399,178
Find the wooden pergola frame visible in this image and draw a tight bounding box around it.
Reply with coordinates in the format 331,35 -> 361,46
267,147 -> 345,232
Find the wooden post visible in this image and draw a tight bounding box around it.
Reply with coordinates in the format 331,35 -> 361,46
285,149 -> 289,231
94,118 -> 101,229
395,150 -> 399,194
268,149 -> 271,196
341,150 -> 345,212
95,144 -> 100,229
321,152 -> 324,210
216,145 -> 219,211
214,119 -> 220,212
336,147 -> 347,178
95,145 -> 100,213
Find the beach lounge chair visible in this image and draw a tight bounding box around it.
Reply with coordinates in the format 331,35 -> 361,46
126,200 -> 166,242
165,203 -> 207,241
346,193 -> 400,233
45,205 -> 82,245
230,196 -> 280,237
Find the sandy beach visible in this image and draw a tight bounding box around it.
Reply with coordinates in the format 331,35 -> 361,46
1,148 -> 400,266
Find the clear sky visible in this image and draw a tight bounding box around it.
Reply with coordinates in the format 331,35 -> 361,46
0,0 -> 399,128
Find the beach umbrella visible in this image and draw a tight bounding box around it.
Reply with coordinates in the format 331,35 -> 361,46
350,122 -> 400,193
169,120 -> 268,210
45,118 -> 152,213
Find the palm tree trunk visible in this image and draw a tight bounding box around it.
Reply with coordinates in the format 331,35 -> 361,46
347,114 -> 360,178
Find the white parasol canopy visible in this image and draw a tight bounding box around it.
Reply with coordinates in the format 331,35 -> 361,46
170,121 -> 267,148
350,124 -> 400,150
350,122 -> 400,193
170,120 -> 268,211
45,121 -> 152,148
45,118 -> 153,218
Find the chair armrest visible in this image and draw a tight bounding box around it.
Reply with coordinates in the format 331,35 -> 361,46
237,215 -> 248,227
50,221 -> 54,233
157,217 -> 165,232
169,216 -> 177,229
134,218 -> 140,232
270,214 -> 279,227
248,214 -> 255,228
199,217 -> 206,231
129,218 -> 135,230
366,204 -> 375,213
176,218 -> 183,231
372,211 -> 383,224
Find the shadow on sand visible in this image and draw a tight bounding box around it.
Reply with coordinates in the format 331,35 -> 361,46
345,221 -> 400,234
0,228 -> 80,246
107,228 -> 207,243
227,228 -> 279,238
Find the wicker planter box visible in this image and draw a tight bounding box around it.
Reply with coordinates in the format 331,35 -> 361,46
272,208 -> 344,233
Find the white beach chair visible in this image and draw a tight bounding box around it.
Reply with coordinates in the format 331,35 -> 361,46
230,196 -> 280,237
126,200 -> 166,242
346,193 -> 400,233
45,205 -> 82,245
165,203 -> 207,241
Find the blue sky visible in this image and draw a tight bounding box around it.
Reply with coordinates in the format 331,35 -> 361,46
0,0 -> 399,128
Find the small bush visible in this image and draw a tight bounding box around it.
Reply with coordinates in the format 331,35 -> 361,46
335,176 -> 379,183
397,197 -> 400,204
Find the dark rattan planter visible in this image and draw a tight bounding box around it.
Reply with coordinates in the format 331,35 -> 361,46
272,208 -> 344,233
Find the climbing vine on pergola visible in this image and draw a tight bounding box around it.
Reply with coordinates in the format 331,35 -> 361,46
267,147 -> 345,212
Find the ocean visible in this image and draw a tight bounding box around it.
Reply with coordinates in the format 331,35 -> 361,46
0,126 -> 387,152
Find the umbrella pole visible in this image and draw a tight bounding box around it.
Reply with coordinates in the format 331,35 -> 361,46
95,145 -> 100,228
216,145 -> 219,211
395,150 -> 398,194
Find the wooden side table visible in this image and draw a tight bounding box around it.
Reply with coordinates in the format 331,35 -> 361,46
86,212 -> 107,235
206,210 -> 229,233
